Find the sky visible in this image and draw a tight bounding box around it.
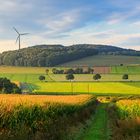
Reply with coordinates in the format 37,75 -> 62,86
0,0 -> 140,52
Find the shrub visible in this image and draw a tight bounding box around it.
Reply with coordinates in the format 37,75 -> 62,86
39,75 -> 45,81
93,74 -> 101,80
122,74 -> 128,80
66,74 -> 74,80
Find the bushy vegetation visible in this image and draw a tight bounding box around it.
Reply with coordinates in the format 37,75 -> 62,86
122,74 -> 129,80
93,74 -> 101,80
0,44 -> 139,67
108,98 -> 140,140
0,77 -> 21,93
66,73 -> 75,80
39,75 -> 45,81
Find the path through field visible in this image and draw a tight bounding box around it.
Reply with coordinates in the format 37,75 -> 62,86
82,103 -> 110,140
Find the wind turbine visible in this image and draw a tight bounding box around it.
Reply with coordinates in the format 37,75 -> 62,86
13,27 -> 29,50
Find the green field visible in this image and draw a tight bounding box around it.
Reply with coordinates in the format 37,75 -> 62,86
111,65 -> 140,74
32,82 -> 140,95
0,73 -> 140,83
0,66 -> 140,95
59,55 -> 140,66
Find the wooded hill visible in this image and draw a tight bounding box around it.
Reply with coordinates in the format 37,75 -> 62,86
0,44 -> 139,67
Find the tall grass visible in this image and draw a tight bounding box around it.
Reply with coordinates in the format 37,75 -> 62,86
108,99 -> 140,140
116,99 -> 140,119
0,94 -> 97,140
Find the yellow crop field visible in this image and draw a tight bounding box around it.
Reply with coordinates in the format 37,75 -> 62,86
117,99 -> 140,106
116,99 -> 140,119
34,82 -> 140,95
0,94 -> 93,107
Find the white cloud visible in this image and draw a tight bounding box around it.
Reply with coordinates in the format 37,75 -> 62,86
38,8 -> 89,38
0,0 -> 32,17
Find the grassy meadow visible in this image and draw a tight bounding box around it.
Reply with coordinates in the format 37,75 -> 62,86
111,65 -> 140,74
59,55 -> 140,66
0,73 -> 140,83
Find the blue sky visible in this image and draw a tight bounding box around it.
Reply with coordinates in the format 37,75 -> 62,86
0,0 -> 140,52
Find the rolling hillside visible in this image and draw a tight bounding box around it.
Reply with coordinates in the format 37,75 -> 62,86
0,44 -> 139,67
59,55 -> 140,66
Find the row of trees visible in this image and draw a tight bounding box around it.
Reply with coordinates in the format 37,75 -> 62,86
0,78 -> 21,93
66,74 -> 129,81
51,67 -> 94,74
39,74 -> 129,81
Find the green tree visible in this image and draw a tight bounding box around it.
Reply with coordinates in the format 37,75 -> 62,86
122,74 -> 128,80
39,75 -> 45,81
66,74 -> 74,80
88,67 -> 94,74
65,69 -> 75,74
66,74 -> 74,94
0,78 -> 21,93
93,74 -> 101,80
74,67 -> 83,74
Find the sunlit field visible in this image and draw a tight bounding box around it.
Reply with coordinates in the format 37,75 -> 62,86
116,99 -> 140,119
33,82 -> 140,95
0,94 -> 93,106
0,94 -> 96,140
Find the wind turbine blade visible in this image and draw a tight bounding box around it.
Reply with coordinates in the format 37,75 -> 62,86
20,33 -> 29,35
16,35 -> 20,43
13,27 -> 19,34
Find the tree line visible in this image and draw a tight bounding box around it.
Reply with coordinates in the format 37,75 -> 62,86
39,73 -> 129,82
51,67 -> 94,74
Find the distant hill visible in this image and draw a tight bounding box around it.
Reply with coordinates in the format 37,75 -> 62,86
0,44 -> 139,67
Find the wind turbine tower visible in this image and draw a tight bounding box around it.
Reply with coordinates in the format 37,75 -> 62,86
13,27 -> 29,50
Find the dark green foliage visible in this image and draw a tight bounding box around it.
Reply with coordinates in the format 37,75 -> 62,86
52,67 -> 94,74
0,77 -> 21,93
52,68 -> 64,74
74,67 -> 83,74
66,74 -> 74,80
93,74 -> 101,80
0,44 -> 139,67
87,67 -> 94,74
64,68 -> 75,74
122,74 -> 129,80
39,75 -> 45,81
